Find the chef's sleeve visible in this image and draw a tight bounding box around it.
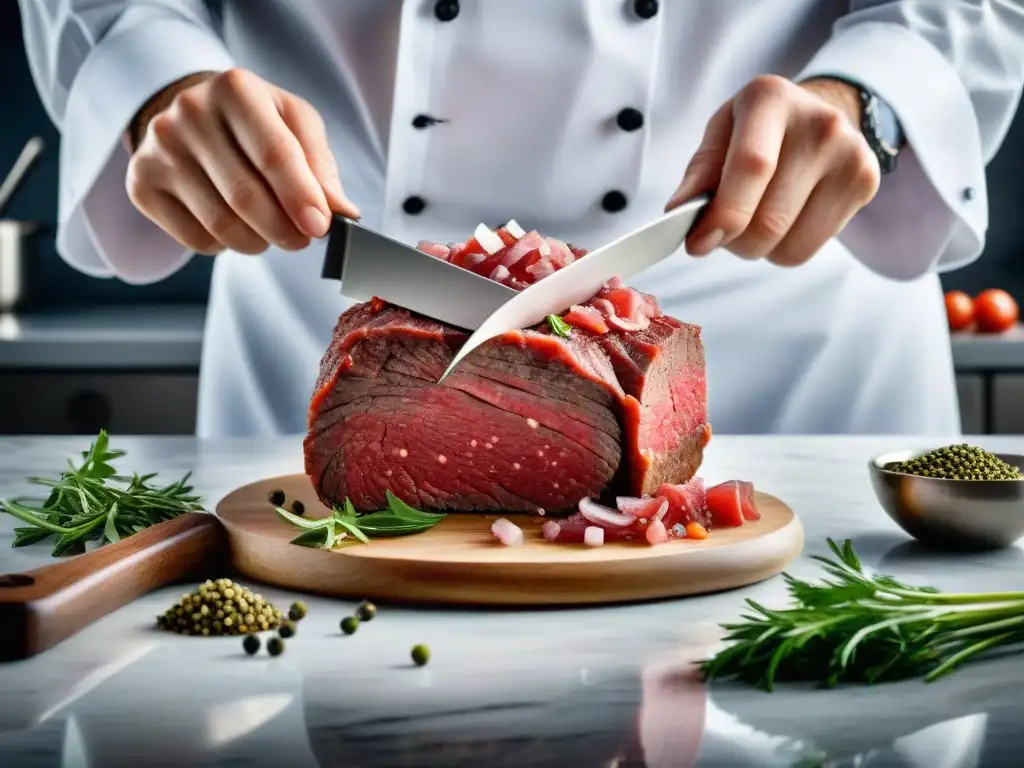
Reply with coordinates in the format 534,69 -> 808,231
794,0 -> 1024,281
17,0 -> 235,284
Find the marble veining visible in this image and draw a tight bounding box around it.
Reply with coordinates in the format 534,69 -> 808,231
1,435 -> 1023,767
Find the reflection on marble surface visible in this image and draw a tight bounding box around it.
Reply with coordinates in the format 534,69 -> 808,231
1,436 -> 1023,766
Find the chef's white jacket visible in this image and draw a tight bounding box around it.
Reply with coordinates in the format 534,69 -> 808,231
17,0 -> 1024,437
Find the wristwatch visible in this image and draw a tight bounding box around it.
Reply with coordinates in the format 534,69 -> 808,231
853,84 -> 905,176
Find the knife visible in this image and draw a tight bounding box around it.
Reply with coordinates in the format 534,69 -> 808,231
322,194 -> 710,381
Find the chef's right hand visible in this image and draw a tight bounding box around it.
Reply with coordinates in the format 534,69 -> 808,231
125,68 -> 360,256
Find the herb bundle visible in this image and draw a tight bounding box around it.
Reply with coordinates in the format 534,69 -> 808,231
1,430 -> 204,556
275,490 -> 446,549
546,314 -> 572,338
702,539 -> 1024,690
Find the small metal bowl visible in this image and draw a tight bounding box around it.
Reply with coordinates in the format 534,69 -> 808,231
869,450 -> 1024,550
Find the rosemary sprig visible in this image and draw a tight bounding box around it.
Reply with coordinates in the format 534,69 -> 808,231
546,314 -> 572,338
275,490 -> 446,550
1,430 -> 205,556
702,538 -> 1024,691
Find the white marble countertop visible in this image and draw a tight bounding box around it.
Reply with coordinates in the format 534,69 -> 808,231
1,435 -> 1023,767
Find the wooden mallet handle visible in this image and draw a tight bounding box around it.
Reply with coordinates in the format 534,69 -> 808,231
0,512 -> 226,662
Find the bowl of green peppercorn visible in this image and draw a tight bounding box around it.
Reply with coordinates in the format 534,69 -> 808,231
869,444 -> 1024,550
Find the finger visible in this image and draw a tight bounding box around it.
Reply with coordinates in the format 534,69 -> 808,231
665,102 -> 732,214
216,71 -> 331,238
688,90 -> 788,256
765,178 -> 855,267
174,104 -> 312,250
277,92 -> 361,219
726,134 -> 823,260
165,154 -> 273,255
143,192 -> 224,256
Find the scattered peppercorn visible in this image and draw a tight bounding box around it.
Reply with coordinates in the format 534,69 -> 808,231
268,489 -> 286,506
243,634 -> 261,656
267,636 -> 284,656
340,616 -> 359,635
356,600 -> 377,622
885,444 -> 1024,481
278,619 -> 297,638
289,601 -> 308,621
156,578 -> 283,636
411,644 -> 430,666
290,500 -> 305,516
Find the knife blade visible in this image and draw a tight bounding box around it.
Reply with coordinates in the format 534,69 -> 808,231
438,194 -> 710,381
323,216 -> 518,331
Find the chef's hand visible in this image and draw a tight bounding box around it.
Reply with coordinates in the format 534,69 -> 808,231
666,75 -> 880,266
125,69 -> 360,256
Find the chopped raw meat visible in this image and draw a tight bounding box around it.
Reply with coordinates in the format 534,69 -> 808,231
706,480 -> 760,527
491,517 -> 524,546
417,241 -> 451,260
583,526 -> 605,547
655,478 -> 711,534
616,495 -> 668,521
564,306 -> 610,335
646,518 -> 669,545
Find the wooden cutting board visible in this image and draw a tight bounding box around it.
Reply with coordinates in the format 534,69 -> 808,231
216,474 -> 804,606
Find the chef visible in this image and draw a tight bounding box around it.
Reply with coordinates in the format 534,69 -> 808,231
18,0 -> 1024,438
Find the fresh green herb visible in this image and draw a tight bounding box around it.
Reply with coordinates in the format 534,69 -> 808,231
356,600 -> 377,622
288,601 -> 308,621
243,634 -> 261,655
274,490 -> 446,550
278,619 -> 297,638
341,616 -> 359,635
411,644 -> 430,666
267,636 -> 285,656
546,314 -> 572,338
702,538 -> 1024,691
1,430 -> 205,556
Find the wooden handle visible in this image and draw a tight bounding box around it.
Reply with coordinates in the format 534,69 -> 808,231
0,512 -> 227,662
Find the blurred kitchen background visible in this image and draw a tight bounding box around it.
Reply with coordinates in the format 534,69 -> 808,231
1,3 -> 1024,436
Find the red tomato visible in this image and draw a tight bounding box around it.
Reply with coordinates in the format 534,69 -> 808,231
974,289 -> 1018,334
705,480 -> 760,528
945,291 -> 974,332
563,306 -> 610,335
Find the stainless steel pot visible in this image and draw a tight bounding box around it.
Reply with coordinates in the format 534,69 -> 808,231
0,220 -> 37,313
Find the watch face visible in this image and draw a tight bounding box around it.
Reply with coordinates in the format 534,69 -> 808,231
872,97 -> 902,154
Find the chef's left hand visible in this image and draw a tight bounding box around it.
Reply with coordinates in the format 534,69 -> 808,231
666,75 -> 881,266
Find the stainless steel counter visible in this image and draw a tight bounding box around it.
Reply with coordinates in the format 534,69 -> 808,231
0,305 -> 205,369
0,434 -> 1022,766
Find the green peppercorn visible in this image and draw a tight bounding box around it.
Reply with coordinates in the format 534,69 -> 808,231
243,634 -> 261,656
411,644 -> 430,666
356,600 -> 377,622
291,500 -> 305,516
885,444 -> 1023,481
156,579 -> 282,637
268,489 -> 286,506
278,619 -> 297,638
340,616 -> 359,635
267,636 -> 284,656
289,601 -> 308,621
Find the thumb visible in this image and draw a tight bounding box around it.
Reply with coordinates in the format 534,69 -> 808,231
277,92 -> 361,221
665,103 -> 733,212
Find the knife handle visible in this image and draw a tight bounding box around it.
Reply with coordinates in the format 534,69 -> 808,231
322,215 -> 352,280
0,512 -> 227,662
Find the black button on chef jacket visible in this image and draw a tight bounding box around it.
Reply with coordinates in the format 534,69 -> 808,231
602,191 -> 628,213
403,196 -> 427,215
616,108 -> 644,132
434,0 -> 459,22
633,0 -> 658,19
